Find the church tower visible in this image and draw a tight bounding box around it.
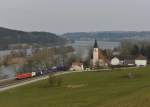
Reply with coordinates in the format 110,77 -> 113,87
92,40 -> 108,67
93,40 -> 99,66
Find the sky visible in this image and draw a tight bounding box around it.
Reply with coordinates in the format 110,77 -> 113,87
0,0 -> 150,34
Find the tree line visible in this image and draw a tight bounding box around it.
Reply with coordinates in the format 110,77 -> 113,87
117,40 -> 150,60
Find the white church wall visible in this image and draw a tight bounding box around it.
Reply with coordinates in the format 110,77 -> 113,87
93,48 -> 99,66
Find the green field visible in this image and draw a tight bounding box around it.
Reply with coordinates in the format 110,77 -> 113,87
1,67 -> 150,107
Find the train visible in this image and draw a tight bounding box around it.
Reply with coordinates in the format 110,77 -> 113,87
16,65 -> 69,79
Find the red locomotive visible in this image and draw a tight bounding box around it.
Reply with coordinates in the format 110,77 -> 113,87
15,64 -> 33,79
16,73 -> 32,79
16,72 -> 36,79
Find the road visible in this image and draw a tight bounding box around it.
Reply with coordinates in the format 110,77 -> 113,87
0,71 -> 78,92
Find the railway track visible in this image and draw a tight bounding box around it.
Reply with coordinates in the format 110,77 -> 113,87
0,71 -> 75,92
0,75 -> 47,89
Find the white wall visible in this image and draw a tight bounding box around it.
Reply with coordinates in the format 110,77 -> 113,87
111,57 -> 120,66
70,65 -> 84,71
93,48 -> 99,66
135,60 -> 147,66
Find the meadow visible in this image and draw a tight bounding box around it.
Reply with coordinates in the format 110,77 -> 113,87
0,67 -> 150,107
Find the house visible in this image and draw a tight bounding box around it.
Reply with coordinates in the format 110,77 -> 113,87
135,54 -> 147,67
70,62 -> 84,71
110,57 -> 120,66
92,40 -> 108,67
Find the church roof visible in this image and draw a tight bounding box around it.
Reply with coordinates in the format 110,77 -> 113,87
94,40 -> 98,48
98,49 -> 108,63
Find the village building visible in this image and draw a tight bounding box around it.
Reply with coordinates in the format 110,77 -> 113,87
70,62 -> 84,71
135,54 -> 147,67
110,57 -> 120,66
92,40 -> 108,67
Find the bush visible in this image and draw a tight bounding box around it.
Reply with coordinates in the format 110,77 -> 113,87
48,73 -> 63,87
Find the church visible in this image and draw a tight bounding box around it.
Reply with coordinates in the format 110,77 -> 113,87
91,40 -> 108,67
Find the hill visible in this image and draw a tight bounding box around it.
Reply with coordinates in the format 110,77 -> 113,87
1,67 -> 150,107
0,27 -> 67,49
62,31 -> 150,42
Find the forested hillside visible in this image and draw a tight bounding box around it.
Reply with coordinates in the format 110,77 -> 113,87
0,27 -> 67,49
62,31 -> 150,41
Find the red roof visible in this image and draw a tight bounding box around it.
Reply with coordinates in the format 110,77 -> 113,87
72,62 -> 83,67
98,49 -> 108,63
136,54 -> 147,60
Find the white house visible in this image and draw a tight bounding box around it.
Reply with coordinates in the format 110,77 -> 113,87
70,62 -> 84,71
110,57 -> 120,66
135,54 -> 147,67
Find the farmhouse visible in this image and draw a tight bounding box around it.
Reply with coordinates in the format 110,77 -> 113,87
135,54 -> 147,67
92,40 -> 108,67
70,62 -> 84,71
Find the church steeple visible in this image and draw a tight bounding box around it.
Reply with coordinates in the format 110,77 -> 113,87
94,39 -> 98,48
92,39 -> 108,67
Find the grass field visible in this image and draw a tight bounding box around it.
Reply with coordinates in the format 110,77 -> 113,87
1,67 -> 150,107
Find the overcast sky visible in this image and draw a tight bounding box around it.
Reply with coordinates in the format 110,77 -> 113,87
0,0 -> 150,34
